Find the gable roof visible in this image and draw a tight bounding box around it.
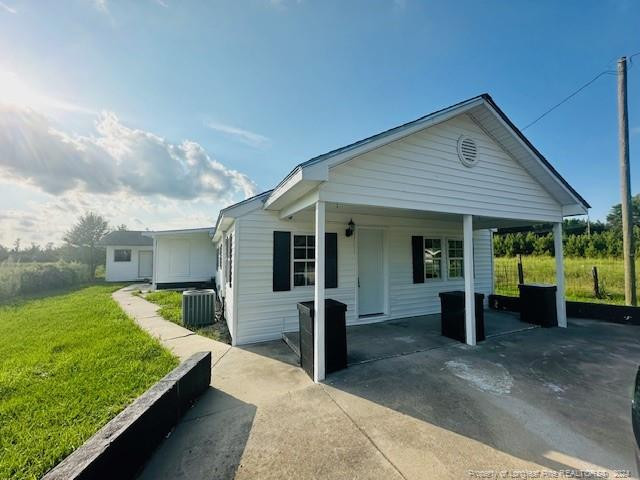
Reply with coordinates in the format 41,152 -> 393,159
263,94 -> 589,213
97,230 -> 153,247
213,94 -> 589,238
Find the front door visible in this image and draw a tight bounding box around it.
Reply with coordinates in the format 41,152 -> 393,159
358,229 -> 384,317
138,251 -> 153,278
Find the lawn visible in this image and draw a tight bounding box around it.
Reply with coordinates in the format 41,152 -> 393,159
0,284 -> 178,480
144,290 -> 231,344
495,256 -> 640,304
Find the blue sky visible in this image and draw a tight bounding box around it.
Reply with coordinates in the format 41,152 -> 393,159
0,0 -> 638,245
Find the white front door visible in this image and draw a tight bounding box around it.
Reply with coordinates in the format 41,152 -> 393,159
138,251 -> 153,278
358,229 -> 385,317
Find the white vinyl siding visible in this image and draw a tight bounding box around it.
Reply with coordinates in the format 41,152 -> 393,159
154,233 -> 216,284
233,209 -> 355,345
221,224 -> 236,340
320,114 -> 563,223
230,208 -> 493,345
105,245 -> 153,282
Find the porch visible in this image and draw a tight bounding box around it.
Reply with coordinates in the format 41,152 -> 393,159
283,309 -> 534,366
275,199 -> 568,382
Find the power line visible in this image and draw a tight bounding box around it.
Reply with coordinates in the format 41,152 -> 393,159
522,69 -> 615,131
522,50 -> 640,131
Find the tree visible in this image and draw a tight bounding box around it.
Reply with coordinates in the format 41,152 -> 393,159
63,212 -> 109,279
116,224 -> 128,231
606,193 -> 640,230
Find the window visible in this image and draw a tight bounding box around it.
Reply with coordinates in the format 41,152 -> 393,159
447,239 -> 464,278
424,238 -> 442,279
293,234 -> 315,287
114,249 -> 131,262
226,234 -> 233,286
216,246 -> 222,271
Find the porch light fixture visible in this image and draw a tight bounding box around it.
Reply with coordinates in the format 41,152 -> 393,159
345,219 -> 355,237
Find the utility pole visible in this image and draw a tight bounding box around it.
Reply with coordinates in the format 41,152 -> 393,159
617,56 -> 637,306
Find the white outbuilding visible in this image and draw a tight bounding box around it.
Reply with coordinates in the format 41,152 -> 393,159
99,231 -> 154,282
144,227 -> 217,290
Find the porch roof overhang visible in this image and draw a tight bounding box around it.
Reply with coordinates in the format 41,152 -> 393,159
263,94 -> 589,219
283,202 -> 566,231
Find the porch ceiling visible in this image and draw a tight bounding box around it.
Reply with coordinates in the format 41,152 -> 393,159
287,202 -> 555,230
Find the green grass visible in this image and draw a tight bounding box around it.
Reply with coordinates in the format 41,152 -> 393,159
144,290 -> 231,344
144,290 -> 182,322
0,284 -> 178,480
495,256 -> 640,304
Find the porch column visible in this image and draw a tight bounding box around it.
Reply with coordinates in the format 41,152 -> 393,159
463,214 -> 476,346
314,200 -> 326,382
553,222 -> 567,327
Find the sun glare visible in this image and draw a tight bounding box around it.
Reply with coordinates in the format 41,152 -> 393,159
0,71 -> 94,114
0,71 -> 42,108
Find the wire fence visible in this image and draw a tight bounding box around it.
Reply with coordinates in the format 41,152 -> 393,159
494,256 -> 638,305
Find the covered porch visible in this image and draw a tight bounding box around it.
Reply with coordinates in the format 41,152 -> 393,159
278,200 -> 569,382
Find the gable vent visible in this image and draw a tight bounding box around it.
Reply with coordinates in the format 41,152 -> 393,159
457,136 -> 478,168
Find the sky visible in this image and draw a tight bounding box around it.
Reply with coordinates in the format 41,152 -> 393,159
0,0 -> 638,246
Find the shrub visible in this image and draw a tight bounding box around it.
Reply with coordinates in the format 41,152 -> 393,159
0,262 -> 91,300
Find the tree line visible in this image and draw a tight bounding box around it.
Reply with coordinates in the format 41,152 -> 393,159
494,195 -> 640,258
1,213 -> 124,278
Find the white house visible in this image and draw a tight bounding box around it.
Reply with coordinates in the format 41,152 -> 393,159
211,94 -> 589,382
99,231 -> 154,282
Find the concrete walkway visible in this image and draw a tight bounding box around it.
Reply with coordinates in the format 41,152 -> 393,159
113,286 -> 640,479
113,285 -> 230,364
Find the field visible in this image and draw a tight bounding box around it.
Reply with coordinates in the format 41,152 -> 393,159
494,256 -> 638,304
0,285 -> 178,480
144,290 -> 231,344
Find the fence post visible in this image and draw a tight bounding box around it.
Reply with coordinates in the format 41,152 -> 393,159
517,254 -> 524,285
592,266 -> 600,299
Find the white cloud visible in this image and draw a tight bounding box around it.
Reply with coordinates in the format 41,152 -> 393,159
0,105 -> 259,246
206,121 -> 271,148
0,106 -> 257,200
94,0 -> 108,13
0,1 -> 16,14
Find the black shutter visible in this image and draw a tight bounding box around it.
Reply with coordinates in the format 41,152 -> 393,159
325,233 -> 338,289
273,231 -> 291,291
412,236 -> 424,284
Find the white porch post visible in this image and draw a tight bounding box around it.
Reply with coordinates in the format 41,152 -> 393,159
553,222 -> 567,327
314,200 -> 326,382
463,214 -> 476,346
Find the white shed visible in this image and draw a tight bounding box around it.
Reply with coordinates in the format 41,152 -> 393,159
98,231 -> 154,282
212,94 -> 589,382
145,227 -> 217,289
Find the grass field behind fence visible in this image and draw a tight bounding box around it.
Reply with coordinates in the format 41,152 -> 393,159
494,256 -> 638,304
0,285 -> 178,480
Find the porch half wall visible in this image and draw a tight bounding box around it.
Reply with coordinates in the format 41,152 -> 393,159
233,208 -> 493,345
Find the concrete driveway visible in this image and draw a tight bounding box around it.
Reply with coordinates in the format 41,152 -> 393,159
136,314 -> 640,479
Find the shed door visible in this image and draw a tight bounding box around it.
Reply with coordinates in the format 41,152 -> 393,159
138,251 -> 153,278
358,229 -> 384,317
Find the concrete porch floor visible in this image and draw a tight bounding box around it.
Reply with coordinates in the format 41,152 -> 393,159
283,310 -> 533,365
